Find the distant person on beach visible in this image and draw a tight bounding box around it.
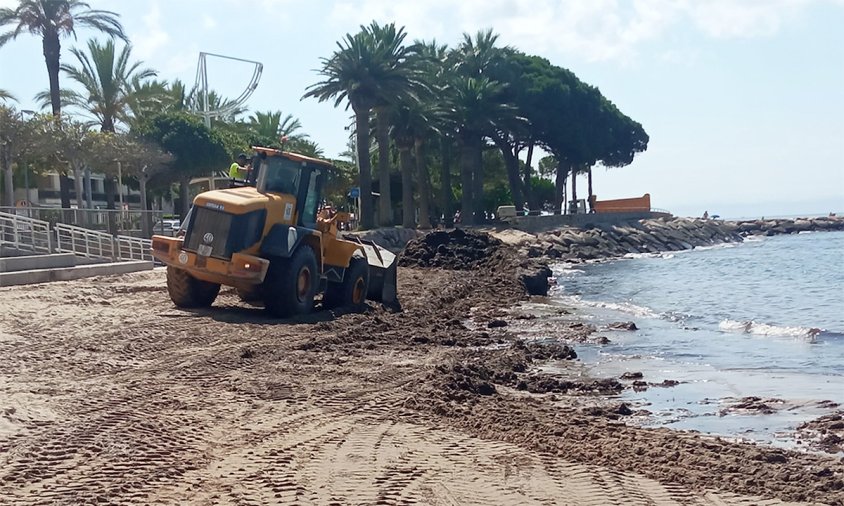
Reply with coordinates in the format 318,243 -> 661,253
228,153 -> 249,180
702,210 -> 709,219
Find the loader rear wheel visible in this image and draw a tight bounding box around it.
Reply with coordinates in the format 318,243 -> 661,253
323,257 -> 369,311
166,266 -> 220,308
261,247 -> 317,318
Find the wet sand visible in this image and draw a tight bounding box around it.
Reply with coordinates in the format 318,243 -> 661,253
1,238 -> 843,504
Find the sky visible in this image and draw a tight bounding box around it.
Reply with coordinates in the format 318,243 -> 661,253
0,0 -> 842,218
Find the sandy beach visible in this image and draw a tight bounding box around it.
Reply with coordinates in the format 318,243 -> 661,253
1,234 -> 843,505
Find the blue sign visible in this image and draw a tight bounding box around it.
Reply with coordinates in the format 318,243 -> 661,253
348,187 -> 360,198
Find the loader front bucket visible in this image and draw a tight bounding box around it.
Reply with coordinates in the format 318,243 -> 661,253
353,238 -> 398,304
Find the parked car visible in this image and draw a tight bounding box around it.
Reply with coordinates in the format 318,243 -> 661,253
153,218 -> 181,236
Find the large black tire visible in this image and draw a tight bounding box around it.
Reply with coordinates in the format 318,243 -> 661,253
323,256 -> 369,311
166,266 -> 220,308
261,247 -> 318,318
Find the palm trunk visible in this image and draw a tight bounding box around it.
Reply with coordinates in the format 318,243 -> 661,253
554,164 -> 566,215
354,110 -> 374,230
459,137 -> 474,226
376,110 -> 393,227
472,141 -> 484,223
440,137 -> 452,227
59,172 -> 72,223
2,167 -> 12,208
84,166 -> 93,209
524,141 -> 535,209
105,177 -> 116,209
179,176 -> 191,221
43,30 -> 62,117
415,140 -> 432,229
570,166 -> 578,214
104,176 -> 117,235
562,176 -> 567,215
72,164 -> 87,226
494,138 -> 524,214
1,153 -> 12,244
139,175 -> 150,238
398,145 -> 415,228
587,166 -> 594,213
1,151 -> 12,208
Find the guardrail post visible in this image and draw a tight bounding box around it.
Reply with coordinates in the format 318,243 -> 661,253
12,215 -> 19,249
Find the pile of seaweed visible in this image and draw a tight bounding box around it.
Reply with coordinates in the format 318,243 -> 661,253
399,229 -> 503,270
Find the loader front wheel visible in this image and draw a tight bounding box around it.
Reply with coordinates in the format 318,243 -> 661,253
323,257 -> 369,311
166,266 -> 220,308
236,286 -> 261,302
262,247 -> 318,318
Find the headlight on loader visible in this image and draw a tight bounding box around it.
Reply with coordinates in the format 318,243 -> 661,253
230,254 -> 268,279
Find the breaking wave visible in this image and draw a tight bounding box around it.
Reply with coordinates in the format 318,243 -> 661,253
560,295 -> 660,319
718,319 -> 827,341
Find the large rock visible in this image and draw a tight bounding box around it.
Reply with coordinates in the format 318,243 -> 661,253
518,264 -> 553,296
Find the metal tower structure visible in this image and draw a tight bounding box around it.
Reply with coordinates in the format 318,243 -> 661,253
194,52 -> 263,128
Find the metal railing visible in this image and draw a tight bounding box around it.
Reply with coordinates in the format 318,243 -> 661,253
0,207 -> 170,237
55,223 -> 116,259
55,223 -> 154,262
0,211 -> 52,254
115,235 -> 152,261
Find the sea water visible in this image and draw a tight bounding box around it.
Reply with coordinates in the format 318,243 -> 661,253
550,230 -> 844,447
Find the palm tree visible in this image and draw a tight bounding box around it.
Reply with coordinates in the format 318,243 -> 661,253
390,103 -> 420,228
196,89 -> 246,125
164,79 -> 192,112
0,0 -> 127,117
390,91 -> 445,229
448,76 -> 513,225
125,78 -> 170,121
366,22 -> 425,227
448,30 -> 512,224
55,38 -> 156,132
306,22 -> 425,228
453,29 -> 505,77
0,89 -> 16,102
37,37 -> 154,216
417,40 -> 458,226
248,110 -> 305,141
286,138 -> 324,158
303,29 -> 382,230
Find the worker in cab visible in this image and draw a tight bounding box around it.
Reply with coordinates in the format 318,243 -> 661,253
228,153 -> 249,180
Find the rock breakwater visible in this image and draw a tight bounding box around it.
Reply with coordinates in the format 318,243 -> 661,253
506,216 -> 844,264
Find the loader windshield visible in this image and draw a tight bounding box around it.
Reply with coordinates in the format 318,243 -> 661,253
257,156 -> 301,196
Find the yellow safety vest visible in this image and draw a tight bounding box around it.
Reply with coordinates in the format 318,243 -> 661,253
229,162 -> 246,179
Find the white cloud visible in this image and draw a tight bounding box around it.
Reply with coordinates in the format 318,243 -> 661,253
686,0 -> 810,38
132,2 -> 169,61
161,45 -> 200,77
325,0 -> 837,63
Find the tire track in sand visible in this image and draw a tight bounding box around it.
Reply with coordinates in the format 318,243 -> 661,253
0,271 -> 816,505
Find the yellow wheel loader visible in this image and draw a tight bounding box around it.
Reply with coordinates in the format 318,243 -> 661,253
150,147 -> 397,318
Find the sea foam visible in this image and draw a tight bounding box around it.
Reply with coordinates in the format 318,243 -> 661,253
719,319 -> 822,341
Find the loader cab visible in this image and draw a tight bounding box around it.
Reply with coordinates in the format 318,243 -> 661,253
253,148 -> 329,228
